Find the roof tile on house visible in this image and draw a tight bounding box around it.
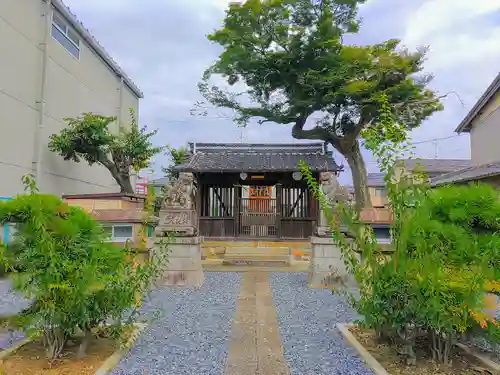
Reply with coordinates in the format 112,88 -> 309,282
367,173 -> 385,187
430,161 -> 500,186
179,143 -> 340,173
399,158 -> 472,173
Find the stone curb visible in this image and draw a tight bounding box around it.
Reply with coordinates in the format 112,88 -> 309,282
456,342 -> 500,373
0,336 -> 33,361
0,323 -> 147,375
94,322 -> 147,375
339,323 -> 500,375
336,323 -> 390,375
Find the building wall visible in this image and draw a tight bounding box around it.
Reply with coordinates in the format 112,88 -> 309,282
470,92 -> 500,165
368,187 -> 388,208
0,0 -> 139,197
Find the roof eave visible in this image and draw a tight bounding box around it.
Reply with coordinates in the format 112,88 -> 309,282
52,0 -> 144,99
455,72 -> 500,133
178,167 -> 341,174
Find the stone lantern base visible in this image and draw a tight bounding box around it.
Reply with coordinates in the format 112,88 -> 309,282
308,236 -> 358,289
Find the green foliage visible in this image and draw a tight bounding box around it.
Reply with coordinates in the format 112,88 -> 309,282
300,95 -> 500,365
199,0 -> 443,208
0,178 -> 167,362
48,110 -> 163,194
162,146 -> 189,185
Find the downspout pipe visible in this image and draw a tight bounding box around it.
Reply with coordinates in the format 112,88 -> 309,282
34,0 -> 52,190
117,76 -> 124,131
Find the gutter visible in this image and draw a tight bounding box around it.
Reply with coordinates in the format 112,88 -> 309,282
51,0 -> 144,99
117,76 -> 124,131
34,0 -> 52,189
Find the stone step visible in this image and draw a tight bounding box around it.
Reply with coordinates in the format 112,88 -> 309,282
222,259 -> 290,267
225,247 -> 290,256
224,253 -> 290,261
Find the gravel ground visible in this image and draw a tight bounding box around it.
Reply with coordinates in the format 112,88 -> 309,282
269,272 -> 373,375
110,272 -> 241,375
0,279 -> 31,350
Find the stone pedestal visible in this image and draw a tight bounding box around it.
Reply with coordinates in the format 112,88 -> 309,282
153,236 -> 204,287
308,236 -> 358,289
153,172 -> 204,288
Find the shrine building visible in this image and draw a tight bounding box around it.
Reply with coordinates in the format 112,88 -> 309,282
177,142 -> 340,240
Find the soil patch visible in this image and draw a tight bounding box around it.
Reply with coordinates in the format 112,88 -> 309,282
0,331 -> 119,375
350,325 -> 498,375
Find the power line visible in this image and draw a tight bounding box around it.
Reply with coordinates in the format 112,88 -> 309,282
410,134 -> 461,145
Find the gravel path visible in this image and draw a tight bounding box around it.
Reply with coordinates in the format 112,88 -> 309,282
110,272 -> 241,375
269,273 -> 373,375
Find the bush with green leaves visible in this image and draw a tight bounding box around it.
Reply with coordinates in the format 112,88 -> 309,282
300,94 -> 500,365
0,189 -> 166,362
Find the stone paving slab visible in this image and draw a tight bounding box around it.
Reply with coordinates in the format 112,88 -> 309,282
225,272 -> 290,375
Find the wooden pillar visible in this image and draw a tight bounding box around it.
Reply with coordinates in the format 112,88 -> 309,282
234,185 -> 241,237
195,174 -> 202,218
276,183 -> 282,238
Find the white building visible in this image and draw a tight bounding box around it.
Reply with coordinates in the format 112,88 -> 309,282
0,0 -> 143,197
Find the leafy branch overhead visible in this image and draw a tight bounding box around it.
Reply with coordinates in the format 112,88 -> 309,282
163,146 -> 189,184
199,0 -> 444,209
49,111 -> 163,194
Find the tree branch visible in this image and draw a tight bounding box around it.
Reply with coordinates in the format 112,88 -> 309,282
292,115 -> 331,141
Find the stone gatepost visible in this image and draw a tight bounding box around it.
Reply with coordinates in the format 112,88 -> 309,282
308,172 -> 358,288
153,173 -> 204,287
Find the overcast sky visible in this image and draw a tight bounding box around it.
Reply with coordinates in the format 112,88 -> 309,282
63,0 -> 500,183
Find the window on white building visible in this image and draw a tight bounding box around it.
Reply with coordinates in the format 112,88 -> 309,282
52,11 -> 80,59
102,224 -> 134,243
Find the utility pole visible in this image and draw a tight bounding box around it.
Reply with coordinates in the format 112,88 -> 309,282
238,127 -> 246,143
432,140 -> 439,158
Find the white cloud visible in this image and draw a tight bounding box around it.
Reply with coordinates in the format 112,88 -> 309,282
405,0 -> 500,45
403,0 -> 500,71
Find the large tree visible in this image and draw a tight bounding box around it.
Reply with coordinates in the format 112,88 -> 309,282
198,0 -> 443,209
49,112 -> 162,194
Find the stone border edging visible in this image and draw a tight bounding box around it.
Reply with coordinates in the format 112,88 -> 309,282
337,323 -> 390,375
456,342 -> 500,373
339,323 -> 500,375
0,336 -> 33,361
0,322 -> 147,375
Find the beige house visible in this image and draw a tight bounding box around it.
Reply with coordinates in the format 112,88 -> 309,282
366,158 -> 472,206
367,173 -> 389,208
0,0 -> 142,197
432,73 -> 500,186
396,158 -> 471,186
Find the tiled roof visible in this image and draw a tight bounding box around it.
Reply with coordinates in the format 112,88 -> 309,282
367,173 -> 385,187
179,143 -> 340,173
455,72 -> 500,133
399,158 -> 472,173
54,0 -> 143,98
430,161 -> 500,186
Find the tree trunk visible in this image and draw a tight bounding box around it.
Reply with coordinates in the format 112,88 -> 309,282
343,140 -> 372,211
115,173 -> 134,194
102,160 -> 135,194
